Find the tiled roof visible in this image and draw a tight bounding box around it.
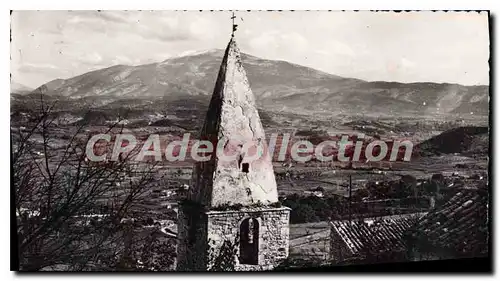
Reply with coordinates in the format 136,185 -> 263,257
331,213 -> 427,256
409,189 -> 489,255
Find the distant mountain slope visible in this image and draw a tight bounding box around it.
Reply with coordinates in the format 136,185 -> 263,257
26,49 -> 489,117
11,82 -> 33,94
416,126 -> 489,156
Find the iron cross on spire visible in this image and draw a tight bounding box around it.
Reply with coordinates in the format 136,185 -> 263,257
231,12 -> 238,37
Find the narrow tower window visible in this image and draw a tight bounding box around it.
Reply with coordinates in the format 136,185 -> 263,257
239,218 -> 259,265
242,163 -> 249,173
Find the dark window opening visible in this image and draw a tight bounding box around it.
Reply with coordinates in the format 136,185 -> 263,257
242,163 -> 249,173
239,218 -> 259,265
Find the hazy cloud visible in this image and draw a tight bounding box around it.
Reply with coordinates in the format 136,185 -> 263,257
18,62 -> 57,73
11,11 -> 489,88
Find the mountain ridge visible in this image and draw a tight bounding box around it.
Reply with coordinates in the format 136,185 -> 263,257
24,49 -> 489,117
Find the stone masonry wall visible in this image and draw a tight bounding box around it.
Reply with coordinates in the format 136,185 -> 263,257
206,207 -> 290,271
177,205 -> 291,271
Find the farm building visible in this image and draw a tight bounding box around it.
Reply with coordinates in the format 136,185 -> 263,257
404,188 -> 489,261
329,213 -> 426,264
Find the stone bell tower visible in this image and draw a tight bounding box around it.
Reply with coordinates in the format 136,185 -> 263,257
176,32 -> 290,271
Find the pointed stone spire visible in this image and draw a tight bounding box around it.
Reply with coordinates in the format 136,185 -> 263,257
190,38 -> 279,208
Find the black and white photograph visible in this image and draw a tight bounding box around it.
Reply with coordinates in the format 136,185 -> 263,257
9,9 -> 491,273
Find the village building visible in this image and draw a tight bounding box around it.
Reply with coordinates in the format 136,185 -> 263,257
405,188 -> 488,261
329,213 -> 426,264
329,187 -> 488,264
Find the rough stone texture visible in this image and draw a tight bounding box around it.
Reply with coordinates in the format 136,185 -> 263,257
189,38 -> 279,208
177,205 -> 290,271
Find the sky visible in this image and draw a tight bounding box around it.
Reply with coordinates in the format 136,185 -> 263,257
11,10 -> 490,88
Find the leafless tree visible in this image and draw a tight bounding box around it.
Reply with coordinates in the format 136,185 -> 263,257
12,94 -> 163,271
